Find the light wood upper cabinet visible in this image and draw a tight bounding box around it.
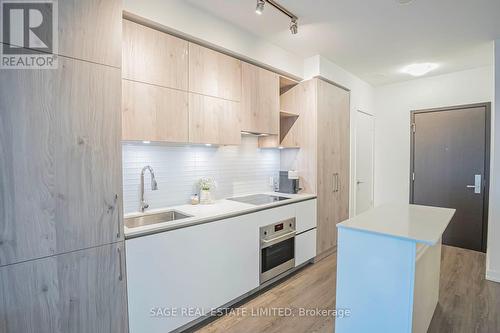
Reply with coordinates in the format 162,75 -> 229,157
0,0 -> 122,67
0,242 -> 128,333
0,57 -> 123,266
122,19 -> 188,90
189,93 -> 241,145
241,62 -> 280,135
189,43 -> 242,101
59,0 -> 122,67
188,44 -> 242,145
122,80 -> 189,143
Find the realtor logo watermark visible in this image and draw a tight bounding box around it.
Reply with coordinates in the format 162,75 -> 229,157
1,0 -> 58,68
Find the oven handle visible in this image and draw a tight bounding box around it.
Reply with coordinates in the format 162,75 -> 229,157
261,231 -> 296,248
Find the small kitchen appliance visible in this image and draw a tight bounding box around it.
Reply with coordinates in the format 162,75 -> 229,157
278,170 -> 300,194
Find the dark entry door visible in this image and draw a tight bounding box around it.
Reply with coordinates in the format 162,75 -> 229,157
410,104 -> 489,252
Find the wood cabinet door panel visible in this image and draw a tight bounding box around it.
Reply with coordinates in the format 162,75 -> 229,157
122,80 -> 189,142
0,242 -> 128,333
59,0 -> 122,67
316,79 -> 350,253
241,63 -> 279,135
0,57 -> 122,266
0,0 -> 122,67
188,94 -> 241,145
122,19 -> 188,90
188,43 -> 241,101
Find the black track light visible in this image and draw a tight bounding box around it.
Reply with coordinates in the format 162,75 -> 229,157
290,18 -> 298,34
255,0 -> 265,15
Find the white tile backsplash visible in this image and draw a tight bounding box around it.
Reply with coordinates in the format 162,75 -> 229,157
122,136 -> 280,214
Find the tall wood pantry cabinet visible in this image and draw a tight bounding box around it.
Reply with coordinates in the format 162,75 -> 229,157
280,78 -> 350,258
0,1 -> 128,332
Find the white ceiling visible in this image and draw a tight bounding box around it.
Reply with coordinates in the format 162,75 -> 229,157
185,0 -> 500,86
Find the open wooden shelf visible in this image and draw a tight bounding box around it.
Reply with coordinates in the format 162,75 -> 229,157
279,76 -> 299,95
258,77 -> 301,149
280,110 -> 300,118
258,134 -> 300,149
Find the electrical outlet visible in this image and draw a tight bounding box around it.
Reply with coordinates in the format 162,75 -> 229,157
269,176 -> 274,188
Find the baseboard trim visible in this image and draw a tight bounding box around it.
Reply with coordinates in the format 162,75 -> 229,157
314,246 -> 336,263
486,269 -> 500,283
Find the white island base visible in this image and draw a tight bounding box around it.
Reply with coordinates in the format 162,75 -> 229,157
335,204 -> 455,333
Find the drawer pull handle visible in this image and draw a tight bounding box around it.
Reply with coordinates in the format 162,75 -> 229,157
115,194 -> 121,238
117,247 -> 123,281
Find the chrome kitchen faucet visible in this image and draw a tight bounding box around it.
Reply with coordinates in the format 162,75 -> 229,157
140,165 -> 158,212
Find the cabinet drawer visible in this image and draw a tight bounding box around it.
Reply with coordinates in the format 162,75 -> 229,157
296,229 -> 317,266
295,199 -> 317,233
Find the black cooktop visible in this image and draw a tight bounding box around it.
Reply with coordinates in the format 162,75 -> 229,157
227,194 -> 290,206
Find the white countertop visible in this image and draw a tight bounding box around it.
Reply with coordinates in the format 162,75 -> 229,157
124,192 -> 317,239
337,204 -> 455,245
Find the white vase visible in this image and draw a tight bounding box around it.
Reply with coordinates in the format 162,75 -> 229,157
200,189 -> 212,204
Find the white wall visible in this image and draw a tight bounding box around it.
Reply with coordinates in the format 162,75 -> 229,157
374,66 -> 494,205
123,0 -> 303,78
304,55 -> 375,216
122,136 -> 280,214
487,40 -> 500,282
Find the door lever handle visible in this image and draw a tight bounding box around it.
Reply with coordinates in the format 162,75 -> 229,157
466,175 -> 482,194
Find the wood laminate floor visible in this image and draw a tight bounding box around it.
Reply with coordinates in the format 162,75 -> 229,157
194,246 -> 500,333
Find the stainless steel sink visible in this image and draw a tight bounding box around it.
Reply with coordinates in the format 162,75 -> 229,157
125,210 -> 192,228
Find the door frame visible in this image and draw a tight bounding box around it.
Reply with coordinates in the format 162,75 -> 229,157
354,110 -> 375,215
409,102 -> 491,252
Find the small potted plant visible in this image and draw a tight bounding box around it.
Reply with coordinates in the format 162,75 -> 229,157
198,177 -> 216,204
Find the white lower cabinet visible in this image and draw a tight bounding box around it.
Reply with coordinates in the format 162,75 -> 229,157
126,213 -> 259,333
126,199 -> 317,333
295,229 -> 317,266
295,199 -> 317,233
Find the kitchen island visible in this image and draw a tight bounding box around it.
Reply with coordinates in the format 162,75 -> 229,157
335,204 -> 455,333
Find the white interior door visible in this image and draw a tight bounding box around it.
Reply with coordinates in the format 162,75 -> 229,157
355,111 -> 374,215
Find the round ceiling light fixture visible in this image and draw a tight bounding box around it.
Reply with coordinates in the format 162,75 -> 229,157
396,0 -> 415,4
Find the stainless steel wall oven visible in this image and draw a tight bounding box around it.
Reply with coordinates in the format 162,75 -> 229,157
260,218 -> 296,284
